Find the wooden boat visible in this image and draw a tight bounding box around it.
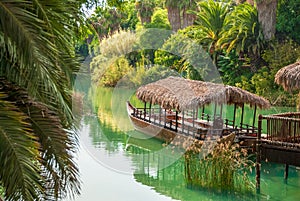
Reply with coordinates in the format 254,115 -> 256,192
127,101 -> 179,143
127,76 -> 270,148
127,101 -> 236,151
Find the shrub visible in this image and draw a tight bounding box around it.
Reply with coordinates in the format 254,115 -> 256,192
184,142 -> 255,193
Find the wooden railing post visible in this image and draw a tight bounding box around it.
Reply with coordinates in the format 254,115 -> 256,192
175,111 -> 178,132
253,104 -> 257,133
149,103 -> 152,123
144,102 -> 146,120
159,107 -> 162,126
256,114 -> 263,192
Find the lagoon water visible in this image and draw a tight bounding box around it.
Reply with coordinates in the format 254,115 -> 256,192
66,83 -> 300,201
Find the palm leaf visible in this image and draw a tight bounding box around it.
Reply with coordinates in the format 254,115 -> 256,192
0,78 -> 80,200
0,0 -> 81,126
0,92 -> 43,201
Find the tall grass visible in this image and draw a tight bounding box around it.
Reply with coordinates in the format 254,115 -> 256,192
184,142 -> 255,194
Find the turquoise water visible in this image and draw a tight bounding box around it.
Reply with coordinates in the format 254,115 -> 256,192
69,80 -> 300,201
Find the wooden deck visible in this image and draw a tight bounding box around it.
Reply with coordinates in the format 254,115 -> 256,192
256,113 -> 300,190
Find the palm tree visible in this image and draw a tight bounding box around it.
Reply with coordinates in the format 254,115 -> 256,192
194,0 -> 230,64
165,0 -> 197,32
220,3 -> 264,58
0,1 -> 81,200
135,0 -> 156,24
256,0 -> 278,40
166,0 -> 182,31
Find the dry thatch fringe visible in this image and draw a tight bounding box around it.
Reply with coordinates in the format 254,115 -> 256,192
275,61 -> 300,92
136,76 -> 270,111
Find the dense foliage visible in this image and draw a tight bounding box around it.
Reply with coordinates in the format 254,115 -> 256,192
0,0 -> 87,200
87,0 -> 300,105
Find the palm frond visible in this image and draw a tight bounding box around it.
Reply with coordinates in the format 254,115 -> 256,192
0,92 -> 43,201
0,0 -> 81,126
219,3 -> 264,56
0,78 -> 80,200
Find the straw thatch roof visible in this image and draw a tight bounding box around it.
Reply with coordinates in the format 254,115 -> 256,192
275,61 -> 300,91
136,76 -> 270,111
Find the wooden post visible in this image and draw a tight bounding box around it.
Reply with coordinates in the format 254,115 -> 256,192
159,107 -> 162,126
284,164 -> 289,181
149,103 -> 152,123
213,103 -> 217,119
253,104 -> 257,131
182,111 -> 185,134
164,109 -> 167,127
220,104 -> 223,118
192,109 -> 195,138
202,106 -> 205,119
256,114 -> 262,192
144,102 -> 147,120
233,103 -> 237,128
175,111 -> 179,132
240,103 -> 245,129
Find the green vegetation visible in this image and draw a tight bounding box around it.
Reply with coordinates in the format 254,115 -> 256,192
184,142 -> 255,193
0,0 -> 88,200
6,0 -> 300,199
86,0 -> 300,107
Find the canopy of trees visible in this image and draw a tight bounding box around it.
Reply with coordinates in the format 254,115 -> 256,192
84,0 -> 300,106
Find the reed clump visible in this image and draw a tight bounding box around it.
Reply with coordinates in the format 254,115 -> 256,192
184,141 -> 255,193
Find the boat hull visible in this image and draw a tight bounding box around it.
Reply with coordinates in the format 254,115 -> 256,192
126,101 -> 235,149
127,101 -> 177,142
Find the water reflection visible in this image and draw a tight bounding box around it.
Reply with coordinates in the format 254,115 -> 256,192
77,85 -> 300,201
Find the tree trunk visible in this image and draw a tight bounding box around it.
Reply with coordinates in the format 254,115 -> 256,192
140,16 -> 152,25
247,0 -> 254,5
235,0 -> 254,5
167,6 -> 181,32
257,0 -> 278,41
182,7 -> 196,28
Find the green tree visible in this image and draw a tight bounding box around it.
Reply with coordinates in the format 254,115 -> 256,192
145,8 -> 171,30
251,40 -> 300,105
135,0 -> 156,24
276,0 -> 300,44
194,0 -> 230,64
0,1 -> 81,200
220,3 -> 264,59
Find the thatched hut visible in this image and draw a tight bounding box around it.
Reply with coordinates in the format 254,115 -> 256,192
136,76 -> 270,111
132,76 -> 270,136
275,61 -> 300,91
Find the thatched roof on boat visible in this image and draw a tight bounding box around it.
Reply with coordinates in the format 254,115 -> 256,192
275,61 -> 300,91
136,76 -> 270,111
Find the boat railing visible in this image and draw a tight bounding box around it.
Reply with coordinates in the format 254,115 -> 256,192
131,106 -> 258,138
